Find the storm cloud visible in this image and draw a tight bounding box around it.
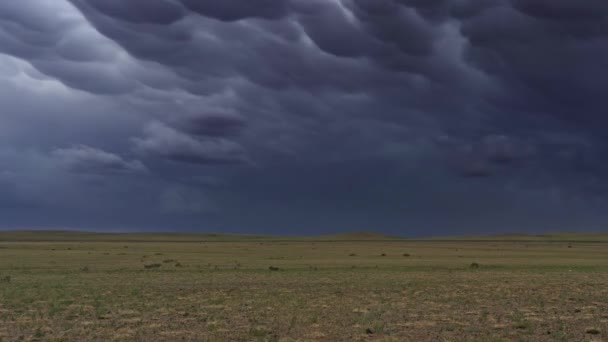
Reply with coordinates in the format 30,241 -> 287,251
0,0 -> 607,235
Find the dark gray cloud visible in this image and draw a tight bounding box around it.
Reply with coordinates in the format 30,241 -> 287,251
52,145 -> 147,175
77,0 -> 186,25
132,121 -> 248,165
179,0 -> 290,21
0,0 -> 607,235
175,111 -> 247,137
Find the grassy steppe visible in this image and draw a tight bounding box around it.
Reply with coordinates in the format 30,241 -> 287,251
1,231 -> 607,341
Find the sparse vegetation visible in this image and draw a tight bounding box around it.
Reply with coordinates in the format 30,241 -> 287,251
1,232 -> 608,341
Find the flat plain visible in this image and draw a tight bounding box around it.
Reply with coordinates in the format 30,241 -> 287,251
1,231 -> 608,341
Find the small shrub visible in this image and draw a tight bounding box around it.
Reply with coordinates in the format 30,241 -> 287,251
586,328 -> 600,335
349,253 -> 357,256
1,275 -> 10,283
175,262 -> 183,267
249,327 -> 268,337
144,263 -> 161,269
268,266 -> 280,271
470,262 -> 480,269
380,253 -> 387,257
81,266 -> 90,272
163,259 -> 176,263
403,253 -> 411,257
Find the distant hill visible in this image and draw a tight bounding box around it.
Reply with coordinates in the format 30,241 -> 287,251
0,230 -> 404,242
430,232 -> 608,242
0,230 -> 275,242
306,231 -> 405,241
1,230 -> 607,243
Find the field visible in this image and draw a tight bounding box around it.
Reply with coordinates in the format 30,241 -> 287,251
1,231 -> 608,341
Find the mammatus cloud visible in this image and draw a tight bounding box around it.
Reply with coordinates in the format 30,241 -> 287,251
52,145 -> 147,174
176,112 -> 246,138
0,0 -> 607,234
132,122 -> 248,165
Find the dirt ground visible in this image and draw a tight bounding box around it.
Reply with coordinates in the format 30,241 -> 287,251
1,238 -> 607,341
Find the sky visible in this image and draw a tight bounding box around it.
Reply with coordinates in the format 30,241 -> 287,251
0,0 -> 607,236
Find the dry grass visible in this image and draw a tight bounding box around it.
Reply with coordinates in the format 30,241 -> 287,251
1,235 -> 608,341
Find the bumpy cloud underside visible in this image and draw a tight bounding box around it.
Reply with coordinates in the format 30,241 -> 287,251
0,0 -> 607,234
